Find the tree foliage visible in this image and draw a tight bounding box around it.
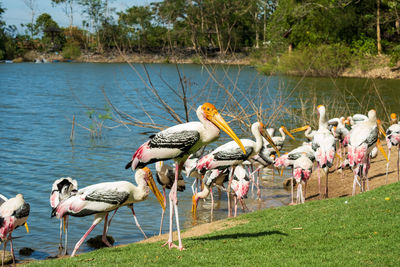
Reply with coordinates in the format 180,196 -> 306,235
0,0 -> 399,63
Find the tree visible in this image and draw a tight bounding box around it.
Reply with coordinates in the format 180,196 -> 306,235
118,5 -> 154,51
51,0 -> 75,31
35,13 -> 65,50
22,0 -> 37,39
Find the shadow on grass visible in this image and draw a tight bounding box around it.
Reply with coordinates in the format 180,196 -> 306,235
190,230 -> 288,241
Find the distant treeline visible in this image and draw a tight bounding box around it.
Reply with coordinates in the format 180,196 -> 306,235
0,0 -> 399,64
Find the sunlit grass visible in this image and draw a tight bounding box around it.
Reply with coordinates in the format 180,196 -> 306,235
27,182 -> 400,266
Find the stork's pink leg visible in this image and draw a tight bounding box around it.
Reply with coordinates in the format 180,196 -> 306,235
256,168 -> 261,200
227,167 -> 235,217
366,157 -> 371,191
159,188 -> 167,235
64,216 -> 69,255
317,166 -> 322,199
128,205 -> 148,239
289,169 -> 295,205
234,196 -> 238,217
397,146 -> 400,181
248,166 -> 254,193
163,162 -> 184,250
58,218 -> 63,255
107,208 -> 118,230
324,167 -> 329,198
71,214 -> 104,257
210,187 -> 214,221
102,213 -> 113,247
9,233 -> 15,266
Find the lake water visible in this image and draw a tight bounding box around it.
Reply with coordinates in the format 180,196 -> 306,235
0,63 -> 399,260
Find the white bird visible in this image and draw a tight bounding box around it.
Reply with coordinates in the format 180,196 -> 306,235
0,194 -> 30,267
155,161 -> 185,235
125,103 -> 245,250
330,118 -> 350,170
191,168 -> 228,219
386,113 -> 400,183
347,110 -> 388,195
183,156 -> 203,194
52,167 -> 164,257
311,105 -> 336,199
275,142 -> 315,204
349,114 -> 368,125
266,126 -> 295,150
196,122 -> 279,216
230,165 -> 250,217
50,177 -> 78,256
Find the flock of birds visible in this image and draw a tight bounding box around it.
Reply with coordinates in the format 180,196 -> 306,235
1,102 -> 400,266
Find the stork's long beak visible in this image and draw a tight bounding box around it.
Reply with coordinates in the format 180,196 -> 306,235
63,217 -> 66,233
147,175 -> 165,210
261,129 -> 280,156
191,195 -> 197,216
24,222 -> 29,233
282,126 -> 295,140
290,125 -> 309,133
377,139 -> 389,162
210,113 -> 246,154
377,120 -> 387,138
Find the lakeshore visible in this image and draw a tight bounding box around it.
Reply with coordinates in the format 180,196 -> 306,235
7,50 -> 400,80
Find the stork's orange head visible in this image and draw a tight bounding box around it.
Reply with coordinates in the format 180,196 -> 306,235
201,103 -> 218,119
391,113 -> 397,120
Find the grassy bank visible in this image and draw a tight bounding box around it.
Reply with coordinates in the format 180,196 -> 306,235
26,181 -> 400,266
256,45 -> 400,80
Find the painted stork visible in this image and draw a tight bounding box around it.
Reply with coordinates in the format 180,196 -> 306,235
183,156 -> 203,194
311,105 -> 336,199
348,114 -> 368,126
266,126 -> 295,151
275,142 -> 315,204
50,177 -> 78,255
386,113 -> 400,183
330,118 -> 350,170
191,168 -> 228,219
196,122 -> 279,216
52,167 -> 164,257
125,103 -> 245,250
192,165 -> 249,218
0,194 -> 30,267
347,110 -> 388,195
155,161 -> 185,235
230,165 -> 250,217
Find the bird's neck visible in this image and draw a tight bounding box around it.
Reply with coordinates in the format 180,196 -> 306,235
318,114 -> 328,130
252,126 -> 263,154
196,184 -> 210,199
133,177 -> 149,201
279,128 -> 286,139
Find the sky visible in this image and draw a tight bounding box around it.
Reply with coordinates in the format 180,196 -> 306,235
2,0 -> 157,33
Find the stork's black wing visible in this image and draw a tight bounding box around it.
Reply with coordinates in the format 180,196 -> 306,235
149,130 -> 200,152
85,190 -> 129,205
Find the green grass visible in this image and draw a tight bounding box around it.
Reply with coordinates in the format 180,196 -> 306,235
27,182 -> 400,266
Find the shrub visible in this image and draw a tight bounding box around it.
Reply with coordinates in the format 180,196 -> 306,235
62,43 -> 81,59
389,44 -> 400,67
262,43 -> 352,76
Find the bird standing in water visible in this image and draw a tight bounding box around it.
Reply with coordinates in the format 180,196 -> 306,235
50,177 -> 78,255
52,168 -> 164,257
0,194 -> 30,267
125,103 -> 245,250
